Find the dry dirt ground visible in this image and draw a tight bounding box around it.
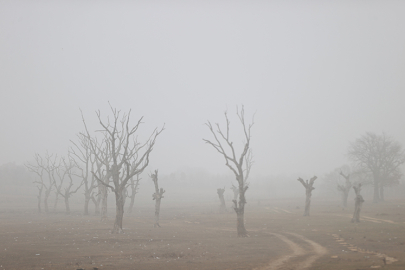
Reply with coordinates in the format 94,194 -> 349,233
0,198 -> 404,270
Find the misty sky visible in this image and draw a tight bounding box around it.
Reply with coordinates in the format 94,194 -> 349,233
1,1 -> 404,178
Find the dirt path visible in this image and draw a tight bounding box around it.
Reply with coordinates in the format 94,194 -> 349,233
257,232 -> 327,270
287,232 -> 328,269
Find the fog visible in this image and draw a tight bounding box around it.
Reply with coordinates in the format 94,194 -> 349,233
1,1 -> 405,184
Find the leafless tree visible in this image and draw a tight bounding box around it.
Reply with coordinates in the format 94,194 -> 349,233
70,133 -> 98,215
25,157 -> 46,213
338,171 -> 352,209
151,170 -> 165,227
57,157 -> 84,214
127,174 -> 141,214
83,106 -> 164,233
297,176 -> 317,216
26,152 -> 57,214
203,106 -> 253,237
93,143 -> 111,220
348,132 -> 405,203
351,183 -> 364,223
53,157 -> 66,212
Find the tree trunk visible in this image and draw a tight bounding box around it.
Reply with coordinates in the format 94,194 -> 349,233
154,198 -> 161,228
64,196 -> 70,214
100,186 -> 108,220
128,193 -> 136,214
44,189 -> 51,213
234,186 -> 248,237
217,188 -> 226,213
304,193 -> 311,216
91,194 -> 100,215
53,191 -> 59,211
342,190 -> 349,209
37,187 -> 43,214
37,195 -> 42,213
373,173 -> 380,203
352,195 -> 364,223
379,185 -> 385,202
113,190 -> 124,234
84,193 -> 91,215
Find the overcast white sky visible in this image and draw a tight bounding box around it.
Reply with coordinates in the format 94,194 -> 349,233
1,1 -> 404,178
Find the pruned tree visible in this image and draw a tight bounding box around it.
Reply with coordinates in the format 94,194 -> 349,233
217,187 -> 226,213
57,157 -> 84,214
297,176 -> 317,216
348,132 -> 405,203
351,183 -> 364,223
151,170 -> 165,227
127,174 -> 141,214
338,171 -> 352,209
203,106 -> 253,237
70,133 -> 98,215
83,105 -> 164,233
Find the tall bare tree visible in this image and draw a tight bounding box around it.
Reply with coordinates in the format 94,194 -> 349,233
25,157 -> 46,213
203,106 -> 253,237
53,157 -> 66,211
338,171 -> 352,209
26,152 -> 57,214
297,176 -> 317,216
70,133 -> 98,215
351,183 -> 364,223
151,170 -> 165,227
83,106 -> 164,233
57,157 -> 84,214
348,132 -> 405,203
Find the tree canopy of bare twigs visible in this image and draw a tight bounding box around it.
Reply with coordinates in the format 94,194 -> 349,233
25,152 -> 57,214
348,132 -> 405,203
203,106 -> 253,237
82,105 -> 164,234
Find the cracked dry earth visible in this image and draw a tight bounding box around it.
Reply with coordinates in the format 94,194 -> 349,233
0,198 -> 404,269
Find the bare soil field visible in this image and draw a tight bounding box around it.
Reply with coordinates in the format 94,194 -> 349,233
0,198 -> 404,270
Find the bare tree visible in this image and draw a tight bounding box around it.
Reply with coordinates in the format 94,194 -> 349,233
151,170 -> 165,227
57,157 -> 84,214
203,106 -> 253,237
53,157 -> 66,212
217,188 -> 226,213
351,183 -> 364,223
127,174 -> 141,214
25,158 -> 45,214
297,176 -> 317,216
70,133 -> 98,215
83,106 -> 164,233
348,132 -> 405,203
26,153 -> 57,214
338,171 -> 352,209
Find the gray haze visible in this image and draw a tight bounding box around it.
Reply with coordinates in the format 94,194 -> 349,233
1,1 -> 405,178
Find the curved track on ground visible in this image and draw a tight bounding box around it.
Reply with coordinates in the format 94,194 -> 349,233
258,232 -> 327,270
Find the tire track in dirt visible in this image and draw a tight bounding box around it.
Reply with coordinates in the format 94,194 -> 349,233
257,233 -> 305,270
257,232 -> 327,270
331,214 -> 398,224
331,234 -> 398,265
287,232 -> 327,269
